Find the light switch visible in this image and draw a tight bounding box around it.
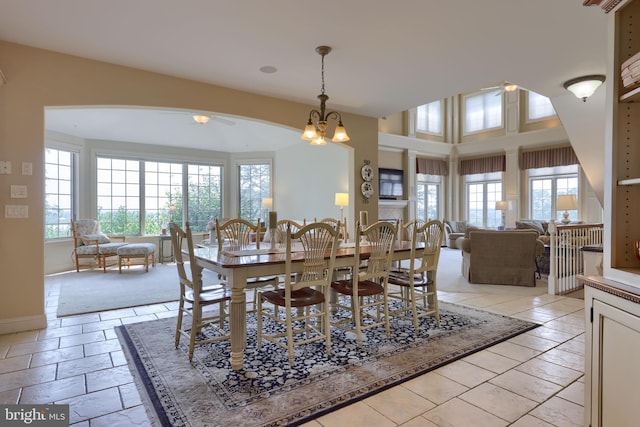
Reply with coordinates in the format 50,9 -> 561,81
22,162 -> 33,175
0,160 -> 11,174
11,185 -> 27,198
5,205 -> 28,218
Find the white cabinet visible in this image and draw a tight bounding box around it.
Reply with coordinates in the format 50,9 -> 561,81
582,279 -> 640,427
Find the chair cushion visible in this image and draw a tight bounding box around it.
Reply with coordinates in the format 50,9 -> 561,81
261,287 -> 324,307
515,219 -> 548,235
117,243 -> 156,256
81,233 -> 111,245
76,242 -> 128,255
388,268 -> 429,286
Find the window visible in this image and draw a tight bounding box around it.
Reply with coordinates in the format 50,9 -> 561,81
465,172 -> 503,227
97,156 -> 223,235
45,147 -> 76,239
144,161 -> 182,234
463,91 -> 503,134
416,174 -> 441,221
528,165 -> 578,221
97,157 -> 141,235
416,100 -> 443,135
527,91 -> 556,121
239,162 -> 271,223
187,164 -> 223,232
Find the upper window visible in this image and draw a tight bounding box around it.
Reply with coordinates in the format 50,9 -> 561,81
527,91 -> 556,121
416,100 -> 443,135
45,147 -> 76,240
463,91 -> 503,134
239,162 -> 271,224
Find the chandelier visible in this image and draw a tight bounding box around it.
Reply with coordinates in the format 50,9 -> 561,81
301,46 -> 350,145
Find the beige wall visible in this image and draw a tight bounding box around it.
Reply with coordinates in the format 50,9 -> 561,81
0,41 -> 378,333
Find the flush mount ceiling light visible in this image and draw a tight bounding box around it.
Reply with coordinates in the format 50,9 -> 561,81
301,46 -> 350,146
563,75 -> 606,102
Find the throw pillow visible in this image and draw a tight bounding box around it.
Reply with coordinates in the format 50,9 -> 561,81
81,233 -> 111,245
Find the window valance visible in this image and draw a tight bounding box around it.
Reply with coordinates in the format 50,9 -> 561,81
520,146 -> 578,169
416,158 -> 449,176
459,155 -> 506,175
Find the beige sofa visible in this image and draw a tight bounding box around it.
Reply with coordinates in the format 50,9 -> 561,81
459,230 -> 544,287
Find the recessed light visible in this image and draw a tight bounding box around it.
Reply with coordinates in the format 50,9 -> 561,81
260,66 -> 277,74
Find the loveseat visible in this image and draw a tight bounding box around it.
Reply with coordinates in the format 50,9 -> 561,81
459,229 -> 544,286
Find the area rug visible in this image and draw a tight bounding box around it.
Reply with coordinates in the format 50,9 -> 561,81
54,264 -> 204,317
116,301 -> 539,426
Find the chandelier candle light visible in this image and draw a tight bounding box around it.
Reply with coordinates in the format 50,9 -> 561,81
301,46 -> 350,146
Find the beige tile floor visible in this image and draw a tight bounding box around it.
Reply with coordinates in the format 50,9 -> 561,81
0,278 -> 586,426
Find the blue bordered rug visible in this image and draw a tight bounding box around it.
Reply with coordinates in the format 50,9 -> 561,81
116,301 -> 539,426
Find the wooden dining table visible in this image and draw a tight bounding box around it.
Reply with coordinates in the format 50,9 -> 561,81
191,240 -> 415,370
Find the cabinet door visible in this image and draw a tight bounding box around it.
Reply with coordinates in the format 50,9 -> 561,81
590,299 -> 640,427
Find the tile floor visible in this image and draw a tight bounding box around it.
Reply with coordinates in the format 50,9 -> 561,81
0,278 -> 586,426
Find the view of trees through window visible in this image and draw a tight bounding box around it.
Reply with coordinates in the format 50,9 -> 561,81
466,172 -> 503,228
529,166 -> 578,221
239,163 -> 271,224
416,176 -> 440,221
96,157 -> 222,235
45,147 -> 75,239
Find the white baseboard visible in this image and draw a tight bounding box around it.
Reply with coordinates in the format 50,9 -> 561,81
0,314 -> 47,335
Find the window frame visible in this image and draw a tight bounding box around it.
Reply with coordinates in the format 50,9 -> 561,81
44,146 -> 78,240
464,172 -> 503,228
527,165 -> 579,221
238,160 -> 272,225
461,90 -> 505,139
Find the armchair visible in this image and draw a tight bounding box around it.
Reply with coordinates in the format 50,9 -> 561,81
71,219 -> 128,272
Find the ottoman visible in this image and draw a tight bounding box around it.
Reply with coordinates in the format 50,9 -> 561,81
117,243 -> 157,273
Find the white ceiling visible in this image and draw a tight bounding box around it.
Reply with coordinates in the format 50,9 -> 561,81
0,0 -> 609,152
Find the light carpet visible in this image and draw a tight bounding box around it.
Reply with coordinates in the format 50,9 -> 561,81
52,246 -> 547,317
54,264 -> 218,317
116,301 -> 539,427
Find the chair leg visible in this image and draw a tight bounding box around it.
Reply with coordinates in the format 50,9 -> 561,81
175,298 -> 184,348
256,294 -> 263,349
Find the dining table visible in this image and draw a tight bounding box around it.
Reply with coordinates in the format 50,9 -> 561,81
191,240 -> 416,371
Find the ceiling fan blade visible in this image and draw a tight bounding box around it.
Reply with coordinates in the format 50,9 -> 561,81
213,116 -> 235,126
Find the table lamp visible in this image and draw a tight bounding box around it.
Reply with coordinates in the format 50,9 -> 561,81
335,192 -> 348,224
495,200 -> 508,230
557,194 -> 577,224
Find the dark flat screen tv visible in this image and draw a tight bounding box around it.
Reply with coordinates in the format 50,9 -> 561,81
379,168 -> 404,199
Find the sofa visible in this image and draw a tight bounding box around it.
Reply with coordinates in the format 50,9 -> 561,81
459,229 -> 544,286
514,219 -> 551,245
444,220 -> 468,248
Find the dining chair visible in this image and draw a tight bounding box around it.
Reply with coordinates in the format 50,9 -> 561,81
387,219 -> 444,333
331,220 -> 397,347
257,221 -> 340,366
316,217 -> 348,241
215,218 -> 279,312
170,221 -> 231,362
272,219 -> 306,245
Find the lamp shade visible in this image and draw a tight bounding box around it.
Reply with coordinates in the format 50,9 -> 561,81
261,197 -> 273,209
557,194 -> 577,210
335,192 -> 349,207
495,201 -> 508,211
563,75 -> 605,101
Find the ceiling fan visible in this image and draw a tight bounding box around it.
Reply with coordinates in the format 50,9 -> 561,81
161,111 -> 236,126
480,82 -> 521,96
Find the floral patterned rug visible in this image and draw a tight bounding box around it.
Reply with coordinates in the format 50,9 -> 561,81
116,301 -> 539,427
